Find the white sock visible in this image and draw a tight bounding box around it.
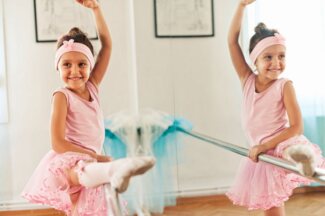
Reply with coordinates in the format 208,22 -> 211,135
284,144 -> 316,177
78,156 -> 155,191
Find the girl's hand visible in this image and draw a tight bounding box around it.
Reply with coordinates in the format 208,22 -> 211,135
249,145 -> 266,162
96,154 -> 112,162
241,0 -> 256,6
75,0 -> 99,9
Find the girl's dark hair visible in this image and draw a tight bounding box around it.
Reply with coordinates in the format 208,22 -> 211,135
56,27 -> 94,55
249,23 -> 279,54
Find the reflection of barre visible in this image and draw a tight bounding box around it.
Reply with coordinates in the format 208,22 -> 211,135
178,128 -> 325,184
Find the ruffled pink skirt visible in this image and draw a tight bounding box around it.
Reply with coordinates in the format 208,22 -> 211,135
226,135 -> 325,210
21,150 -> 110,216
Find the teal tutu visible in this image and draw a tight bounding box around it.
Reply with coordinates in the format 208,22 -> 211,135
103,110 -> 192,214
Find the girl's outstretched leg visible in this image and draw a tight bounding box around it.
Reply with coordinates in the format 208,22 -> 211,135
76,156 -> 155,192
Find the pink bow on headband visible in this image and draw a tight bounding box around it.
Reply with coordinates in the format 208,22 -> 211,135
274,33 -> 285,42
62,39 -> 75,49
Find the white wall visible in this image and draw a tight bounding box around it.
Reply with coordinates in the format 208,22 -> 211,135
0,0 -> 247,204
0,125 -> 11,200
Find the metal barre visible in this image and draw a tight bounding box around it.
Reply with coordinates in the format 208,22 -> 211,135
178,128 -> 325,184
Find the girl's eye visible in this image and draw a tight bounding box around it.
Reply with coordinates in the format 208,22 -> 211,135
264,55 -> 272,60
63,63 -> 71,68
79,63 -> 87,68
279,54 -> 286,59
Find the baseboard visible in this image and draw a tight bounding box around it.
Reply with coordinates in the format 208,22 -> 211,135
0,200 -> 49,211
175,186 -> 229,197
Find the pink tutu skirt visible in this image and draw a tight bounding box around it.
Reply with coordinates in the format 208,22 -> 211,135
21,150 -> 109,216
226,135 -> 324,210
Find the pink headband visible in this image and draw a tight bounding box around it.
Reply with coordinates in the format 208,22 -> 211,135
55,39 -> 95,70
249,33 -> 286,64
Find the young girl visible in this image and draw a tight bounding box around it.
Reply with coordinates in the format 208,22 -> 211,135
21,0 -> 155,215
226,0 -> 325,215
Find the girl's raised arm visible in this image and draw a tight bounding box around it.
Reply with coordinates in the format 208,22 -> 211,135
76,0 -> 112,87
228,0 -> 255,86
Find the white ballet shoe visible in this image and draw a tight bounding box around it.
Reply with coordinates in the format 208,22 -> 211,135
111,156 -> 155,193
286,145 -> 316,177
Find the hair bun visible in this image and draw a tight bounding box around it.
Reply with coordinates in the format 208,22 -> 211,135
254,22 -> 268,34
68,27 -> 88,40
68,27 -> 83,36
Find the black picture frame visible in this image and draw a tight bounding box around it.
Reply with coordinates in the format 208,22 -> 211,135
33,0 -> 98,43
154,0 -> 215,38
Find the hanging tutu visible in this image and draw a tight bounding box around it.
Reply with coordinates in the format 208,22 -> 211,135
226,135 -> 324,210
103,109 -> 192,214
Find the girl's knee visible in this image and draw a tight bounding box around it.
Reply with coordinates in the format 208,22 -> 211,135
68,160 -> 92,186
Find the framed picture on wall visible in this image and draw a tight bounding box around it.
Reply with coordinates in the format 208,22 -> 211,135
33,0 -> 98,42
154,0 -> 214,38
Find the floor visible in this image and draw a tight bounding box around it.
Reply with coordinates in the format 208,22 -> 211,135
1,187 -> 325,216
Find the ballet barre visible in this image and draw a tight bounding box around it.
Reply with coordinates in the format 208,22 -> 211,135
178,128 -> 325,184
